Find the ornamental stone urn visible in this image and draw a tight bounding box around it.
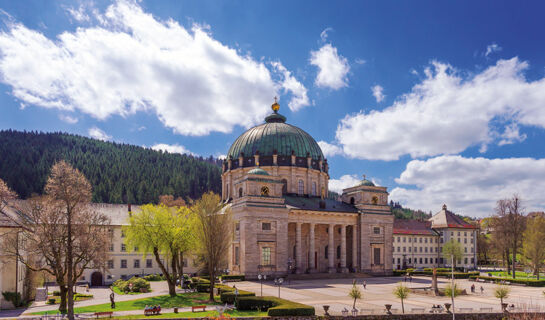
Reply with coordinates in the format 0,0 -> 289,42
323,305 -> 330,316
385,304 -> 392,315
444,303 -> 452,313
501,303 -> 509,313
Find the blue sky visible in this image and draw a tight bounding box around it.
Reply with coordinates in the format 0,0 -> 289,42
1,0 -> 545,217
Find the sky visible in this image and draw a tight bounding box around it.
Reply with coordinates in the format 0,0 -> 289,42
0,0 -> 545,217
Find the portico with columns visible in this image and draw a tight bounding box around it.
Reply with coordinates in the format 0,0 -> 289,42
224,99 -> 393,279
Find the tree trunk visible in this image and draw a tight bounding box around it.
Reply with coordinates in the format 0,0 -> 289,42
169,251 -> 178,296
67,208 -> 74,320
512,241 -> 517,279
59,285 -> 68,314
506,249 -> 511,275
209,268 -> 215,302
153,247 -> 176,297
178,252 -> 184,289
401,298 -> 404,314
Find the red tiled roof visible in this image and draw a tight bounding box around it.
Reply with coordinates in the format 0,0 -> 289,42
393,219 -> 437,235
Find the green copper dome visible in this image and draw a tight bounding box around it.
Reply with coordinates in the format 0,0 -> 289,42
248,168 -> 269,175
227,111 -> 324,160
359,179 -> 375,187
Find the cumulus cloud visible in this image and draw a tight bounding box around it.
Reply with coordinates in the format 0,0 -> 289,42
390,155 -> 545,217
65,5 -> 91,22
328,174 -> 360,194
485,43 -> 502,57
310,43 -> 350,90
317,140 -> 343,158
0,0 -> 310,136
498,123 -> 527,146
271,61 -> 310,112
59,114 -> 78,124
151,143 -> 193,155
371,85 -> 385,102
88,127 -> 112,141
335,58 -> 545,160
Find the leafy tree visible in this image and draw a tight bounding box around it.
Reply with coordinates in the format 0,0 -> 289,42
444,283 -> 461,298
494,285 -> 510,305
193,192 -> 231,302
442,239 -> 463,268
393,283 -> 409,313
477,233 -> 490,265
522,216 -> 545,279
124,204 -> 196,296
348,281 -> 362,310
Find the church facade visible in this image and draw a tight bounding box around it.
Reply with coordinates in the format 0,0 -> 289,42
222,100 -> 393,279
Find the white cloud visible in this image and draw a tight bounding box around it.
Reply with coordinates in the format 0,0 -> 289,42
355,58 -> 366,65
310,43 -> 350,90
66,5 -> 91,22
328,174 -> 360,194
371,85 -> 385,103
317,140 -> 343,158
0,0 -> 305,136
485,43 -> 502,57
270,61 -> 310,112
335,58 -> 545,160
59,114 -> 78,124
320,27 -> 332,42
498,123 -> 527,146
391,155 -> 545,217
151,143 -> 193,155
88,127 -> 111,141
137,126 -> 146,131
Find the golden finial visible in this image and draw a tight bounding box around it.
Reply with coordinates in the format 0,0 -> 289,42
271,96 -> 280,113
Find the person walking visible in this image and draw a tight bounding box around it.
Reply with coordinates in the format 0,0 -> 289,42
363,280 -> 367,289
480,286 -> 484,295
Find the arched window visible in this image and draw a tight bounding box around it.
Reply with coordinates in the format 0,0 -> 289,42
238,188 -> 243,198
350,197 -> 355,205
312,182 -> 317,196
336,245 -> 341,259
298,180 -> 304,195
281,179 -> 287,195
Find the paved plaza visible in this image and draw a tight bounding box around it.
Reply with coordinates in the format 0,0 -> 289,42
235,276 -> 545,315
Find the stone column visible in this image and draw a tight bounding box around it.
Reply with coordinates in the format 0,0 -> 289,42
340,225 -> 348,273
296,222 -> 303,273
309,223 -> 316,272
352,225 -> 358,271
328,224 -> 335,273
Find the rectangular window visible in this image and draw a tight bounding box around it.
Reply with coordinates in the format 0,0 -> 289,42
121,243 -> 126,252
419,247 -> 422,253
464,247 -> 467,253
464,258 -> 468,264
425,238 -> 428,243
419,258 -> 422,264
440,238 -> 443,243
235,223 -> 240,231
373,247 -> 381,265
403,247 -> 406,252
262,222 -> 272,231
107,260 -> 114,269
183,259 -> 188,267
464,232 -> 467,236
373,227 -> 381,234
408,258 -> 412,264
262,247 -> 271,265
146,259 -> 153,268
471,258 -> 475,264
464,238 -> 467,244
134,246 -> 139,252
121,230 -> 125,238
425,258 -> 428,264
109,244 -> 114,252
425,247 -> 428,253
458,231 -> 460,236
134,259 -> 140,268
397,237 -> 400,242
409,247 -> 411,252
397,258 -> 400,264
235,246 -> 240,265
408,238 -> 411,243
121,259 -> 127,268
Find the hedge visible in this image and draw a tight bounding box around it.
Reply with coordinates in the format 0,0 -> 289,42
143,274 -> 165,281
469,275 -> 545,287
1,292 -> 23,307
236,296 -> 315,316
221,275 -> 245,281
113,277 -> 151,293
218,284 -> 256,303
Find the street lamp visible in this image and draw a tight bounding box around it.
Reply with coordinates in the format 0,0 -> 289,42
258,274 -> 267,296
274,278 -> 283,298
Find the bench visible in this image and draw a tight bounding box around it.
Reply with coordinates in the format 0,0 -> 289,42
411,308 -> 425,313
94,311 -> 113,318
192,305 -> 207,312
480,307 -> 493,312
458,308 -> 473,313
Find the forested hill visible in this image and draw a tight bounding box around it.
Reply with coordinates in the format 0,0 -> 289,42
0,130 -> 222,204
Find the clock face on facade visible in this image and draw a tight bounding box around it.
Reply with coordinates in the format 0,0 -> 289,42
261,186 -> 270,196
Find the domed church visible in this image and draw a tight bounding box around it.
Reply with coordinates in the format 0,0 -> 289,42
222,100 -> 393,278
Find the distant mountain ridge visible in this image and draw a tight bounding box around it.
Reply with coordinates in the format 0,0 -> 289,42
0,130 -> 222,204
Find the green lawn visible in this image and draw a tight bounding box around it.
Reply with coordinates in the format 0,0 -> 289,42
32,292 -> 219,315
46,293 -> 93,305
489,271 -> 544,279
111,310 -> 267,319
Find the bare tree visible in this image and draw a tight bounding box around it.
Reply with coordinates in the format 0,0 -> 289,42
193,192 -> 231,302
0,179 -> 16,211
2,162 -> 110,318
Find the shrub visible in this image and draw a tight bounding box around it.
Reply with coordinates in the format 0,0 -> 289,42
47,298 -> 56,305
218,285 -> 255,304
143,274 -> 164,281
2,292 -> 23,307
52,290 -> 61,296
221,275 -> 245,281
238,296 -> 315,316
114,277 -> 151,293
393,269 -> 478,279
236,296 -> 274,310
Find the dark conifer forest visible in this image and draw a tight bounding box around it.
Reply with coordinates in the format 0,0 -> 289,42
0,130 -> 222,204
